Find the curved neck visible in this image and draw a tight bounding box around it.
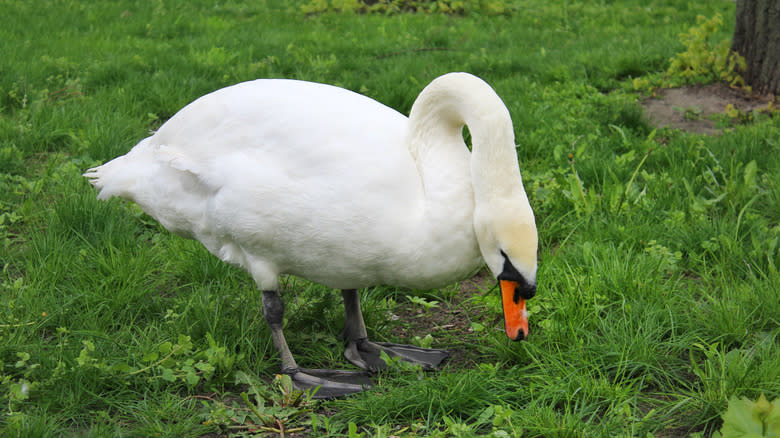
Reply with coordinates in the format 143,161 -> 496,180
406,73 -> 524,204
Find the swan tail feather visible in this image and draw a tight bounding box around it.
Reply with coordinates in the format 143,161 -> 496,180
83,155 -> 137,201
83,138 -> 161,202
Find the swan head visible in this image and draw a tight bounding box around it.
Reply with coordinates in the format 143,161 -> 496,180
474,196 -> 538,341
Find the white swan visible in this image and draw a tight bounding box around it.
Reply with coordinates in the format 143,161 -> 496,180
85,72 -> 538,397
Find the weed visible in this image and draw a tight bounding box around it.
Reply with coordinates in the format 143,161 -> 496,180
666,14 -> 746,89
633,13 -> 748,93
406,294 -> 440,313
710,394 -> 779,438
200,371 -> 319,436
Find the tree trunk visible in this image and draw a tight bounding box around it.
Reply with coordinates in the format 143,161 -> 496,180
731,0 -> 780,95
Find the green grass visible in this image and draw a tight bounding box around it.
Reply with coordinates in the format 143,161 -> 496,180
1,0 -> 778,436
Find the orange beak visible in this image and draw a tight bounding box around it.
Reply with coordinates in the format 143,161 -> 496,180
500,280 -> 528,340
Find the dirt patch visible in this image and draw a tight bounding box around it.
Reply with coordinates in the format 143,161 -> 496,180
388,269 -> 497,368
641,83 -> 773,135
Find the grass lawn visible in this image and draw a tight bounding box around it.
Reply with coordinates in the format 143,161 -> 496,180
1,0 -> 778,436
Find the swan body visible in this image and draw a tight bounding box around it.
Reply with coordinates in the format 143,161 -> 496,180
86,72 -> 538,397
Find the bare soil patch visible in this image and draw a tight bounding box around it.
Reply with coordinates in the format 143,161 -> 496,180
641,83 -> 773,135
388,269 -> 497,368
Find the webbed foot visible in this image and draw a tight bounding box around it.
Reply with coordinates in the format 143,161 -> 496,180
286,368 -> 373,399
344,338 -> 449,372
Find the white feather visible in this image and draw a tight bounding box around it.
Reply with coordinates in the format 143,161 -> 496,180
85,72 -> 537,292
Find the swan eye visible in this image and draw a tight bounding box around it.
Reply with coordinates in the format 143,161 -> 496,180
497,250 -> 536,300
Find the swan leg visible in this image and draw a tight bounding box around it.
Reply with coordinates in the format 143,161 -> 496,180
262,290 -> 368,398
262,291 -> 298,372
341,289 -> 450,372
342,289 -> 387,372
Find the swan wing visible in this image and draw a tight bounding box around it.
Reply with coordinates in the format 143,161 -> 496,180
86,79 -> 423,288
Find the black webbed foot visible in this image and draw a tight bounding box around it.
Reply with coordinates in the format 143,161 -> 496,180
375,341 -> 450,370
285,368 -> 373,399
344,338 -> 449,372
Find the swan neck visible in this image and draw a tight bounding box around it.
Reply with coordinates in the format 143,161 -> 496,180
407,73 -> 523,201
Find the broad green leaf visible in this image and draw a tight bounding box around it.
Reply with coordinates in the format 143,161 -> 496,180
158,341 -> 173,355
111,362 -> 134,373
176,334 -> 193,352
743,160 -> 757,189
185,371 -> 199,386
718,395 -> 779,438
9,381 -> 30,401
161,368 -> 176,382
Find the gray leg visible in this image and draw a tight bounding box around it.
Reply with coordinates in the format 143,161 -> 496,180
342,289 -> 387,371
341,289 -> 450,372
342,289 -> 369,339
262,290 -> 298,372
262,289 -> 369,398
